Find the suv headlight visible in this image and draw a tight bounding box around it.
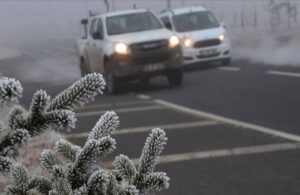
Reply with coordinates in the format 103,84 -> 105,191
183,38 -> 193,48
114,43 -> 130,55
219,34 -> 225,42
169,35 -> 180,48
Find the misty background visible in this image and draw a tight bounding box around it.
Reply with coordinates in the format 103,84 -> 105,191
0,0 -> 300,66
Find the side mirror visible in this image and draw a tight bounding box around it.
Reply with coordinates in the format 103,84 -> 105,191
81,19 -> 88,25
221,22 -> 227,29
164,22 -> 173,30
92,32 -> 103,40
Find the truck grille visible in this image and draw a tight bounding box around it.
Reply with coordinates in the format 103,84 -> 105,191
194,39 -> 221,48
130,39 -> 168,52
130,39 -> 170,65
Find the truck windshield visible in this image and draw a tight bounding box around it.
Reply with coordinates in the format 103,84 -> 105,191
106,12 -> 163,35
173,11 -> 220,32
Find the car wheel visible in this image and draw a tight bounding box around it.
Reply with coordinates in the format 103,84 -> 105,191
222,58 -> 231,66
167,69 -> 183,87
80,59 -> 89,77
104,61 -> 120,94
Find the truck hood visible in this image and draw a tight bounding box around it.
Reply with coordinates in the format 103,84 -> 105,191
108,28 -> 174,44
177,27 -> 224,41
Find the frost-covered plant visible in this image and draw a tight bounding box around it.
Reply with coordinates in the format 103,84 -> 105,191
11,111 -> 168,195
0,73 -> 105,172
0,73 -> 169,194
0,77 -> 23,106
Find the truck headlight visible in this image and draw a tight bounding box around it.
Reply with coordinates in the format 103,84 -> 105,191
114,43 -> 130,55
183,38 -> 193,48
169,35 -> 180,48
219,34 -> 225,42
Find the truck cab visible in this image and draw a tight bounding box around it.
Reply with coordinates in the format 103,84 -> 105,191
159,6 -> 231,66
77,9 -> 183,94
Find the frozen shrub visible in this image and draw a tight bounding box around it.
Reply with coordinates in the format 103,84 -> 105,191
0,74 -> 169,194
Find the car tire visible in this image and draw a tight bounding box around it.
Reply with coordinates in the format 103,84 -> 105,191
80,59 -> 89,77
167,69 -> 183,87
222,58 -> 231,66
104,61 -> 120,94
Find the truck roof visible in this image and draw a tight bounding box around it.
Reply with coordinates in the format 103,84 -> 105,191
94,9 -> 150,19
163,6 -> 208,16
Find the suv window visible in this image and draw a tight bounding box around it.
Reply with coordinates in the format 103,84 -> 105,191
173,11 -> 220,32
106,12 -> 163,35
161,16 -> 173,30
89,18 -> 97,37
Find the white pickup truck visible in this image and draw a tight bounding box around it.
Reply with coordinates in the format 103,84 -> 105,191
77,9 -> 183,94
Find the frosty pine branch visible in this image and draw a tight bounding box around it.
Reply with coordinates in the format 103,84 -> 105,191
0,77 -> 23,106
5,112 -> 169,195
0,73 -> 169,194
48,73 -> 106,111
0,73 -> 105,171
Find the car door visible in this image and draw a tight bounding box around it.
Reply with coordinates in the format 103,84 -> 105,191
86,18 -> 97,71
93,18 -> 105,74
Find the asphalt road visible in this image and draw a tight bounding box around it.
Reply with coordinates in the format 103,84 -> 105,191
1,41 -> 300,195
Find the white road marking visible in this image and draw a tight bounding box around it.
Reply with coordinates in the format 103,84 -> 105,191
102,143 -> 300,166
267,70 -> 300,78
23,51 -> 40,62
76,105 -> 163,117
154,99 -> 300,142
136,94 -> 151,100
75,100 -> 153,112
66,120 -> 218,139
218,67 -> 241,71
151,142 -> 300,164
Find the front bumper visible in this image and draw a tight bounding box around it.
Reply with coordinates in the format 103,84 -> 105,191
182,41 -> 231,65
108,46 -> 182,79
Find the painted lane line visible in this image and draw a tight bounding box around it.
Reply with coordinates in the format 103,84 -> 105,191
23,51 -> 40,62
102,143 -> 300,166
66,120 -> 218,139
76,105 -> 163,117
218,67 -> 241,71
151,142 -> 300,164
154,99 -> 300,142
75,100 -> 153,112
136,94 -> 151,100
267,70 -> 300,78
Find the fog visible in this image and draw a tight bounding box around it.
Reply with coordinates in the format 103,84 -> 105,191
0,0 -> 299,66
234,33 -> 300,66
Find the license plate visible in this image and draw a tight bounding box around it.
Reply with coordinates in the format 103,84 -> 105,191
144,63 -> 164,72
199,49 -> 218,56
